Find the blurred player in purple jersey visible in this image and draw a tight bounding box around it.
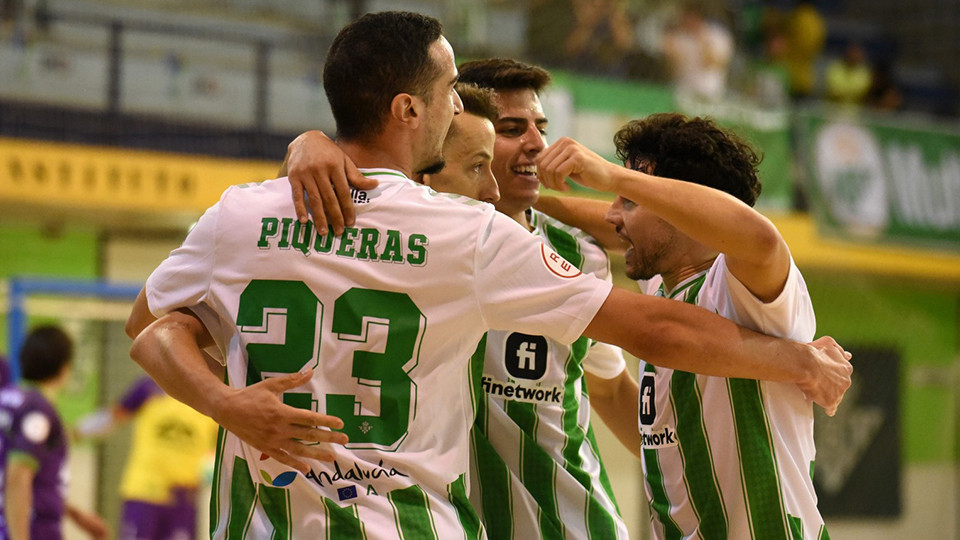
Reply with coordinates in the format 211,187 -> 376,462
77,376 -> 216,540
0,356 -> 11,389
0,325 -> 107,540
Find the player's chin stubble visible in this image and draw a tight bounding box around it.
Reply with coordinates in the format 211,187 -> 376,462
624,247 -> 657,281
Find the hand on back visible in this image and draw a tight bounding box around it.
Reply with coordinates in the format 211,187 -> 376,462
212,369 -> 349,473
282,130 -> 377,235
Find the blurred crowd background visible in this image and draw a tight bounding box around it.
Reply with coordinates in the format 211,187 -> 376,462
1,0 -> 958,154
0,1 -> 958,539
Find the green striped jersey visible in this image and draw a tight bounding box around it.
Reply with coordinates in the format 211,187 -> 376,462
469,210 -> 629,540
639,254 -> 828,540
145,171 -> 614,540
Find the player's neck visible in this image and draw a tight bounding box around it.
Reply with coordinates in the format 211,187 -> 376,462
337,139 -> 414,179
23,379 -> 63,402
499,206 -> 534,231
661,256 -> 717,294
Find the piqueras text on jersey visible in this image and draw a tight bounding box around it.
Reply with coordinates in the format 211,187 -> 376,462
257,217 -> 428,266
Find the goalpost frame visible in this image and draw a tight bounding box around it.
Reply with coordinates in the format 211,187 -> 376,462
6,276 -> 142,382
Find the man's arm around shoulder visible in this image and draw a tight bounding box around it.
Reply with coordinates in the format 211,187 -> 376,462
125,288 -> 155,340
583,288 -> 852,415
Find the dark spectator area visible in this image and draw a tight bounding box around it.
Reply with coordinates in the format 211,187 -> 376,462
0,0 -> 957,161
528,0 -> 959,117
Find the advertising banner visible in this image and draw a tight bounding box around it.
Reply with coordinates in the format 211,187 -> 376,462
801,111 -> 960,250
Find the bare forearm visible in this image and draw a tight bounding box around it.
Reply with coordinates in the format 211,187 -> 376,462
129,313 -> 228,420
610,167 -> 783,264
6,498 -> 30,540
587,370 -> 641,458
610,166 -> 791,299
6,463 -> 34,540
64,504 -> 87,526
534,194 -> 622,251
586,289 -> 851,415
585,289 -> 810,383
125,288 -> 156,339
65,503 -> 107,539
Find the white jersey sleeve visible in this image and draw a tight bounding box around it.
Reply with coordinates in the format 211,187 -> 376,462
583,270 -> 626,379
583,341 -> 627,379
473,215 -> 612,345
705,253 -> 815,340
145,200 -> 222,317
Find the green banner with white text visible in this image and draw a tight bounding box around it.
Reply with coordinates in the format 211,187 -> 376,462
800,110 -> 960,251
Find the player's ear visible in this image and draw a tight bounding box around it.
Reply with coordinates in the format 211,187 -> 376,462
390,93 -> 421,129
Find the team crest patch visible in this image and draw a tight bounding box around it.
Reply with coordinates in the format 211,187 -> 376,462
540,244 -> 581,278
22,411 -> 51,444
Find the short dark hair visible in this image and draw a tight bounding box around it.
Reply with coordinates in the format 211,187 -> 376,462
19,325 -> 73,382
455,82 -> 499,123
323,11 -> 444,141
614,113 -> 762,206
457,58 -> 551,95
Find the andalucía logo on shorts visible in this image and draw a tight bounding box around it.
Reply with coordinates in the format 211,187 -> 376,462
540,244 -> 581,278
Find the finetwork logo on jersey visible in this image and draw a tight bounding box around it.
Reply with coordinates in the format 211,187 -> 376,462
484,332 -> 562,403
638,373 -> 678,449
640,425 -> 679,449
505,333 -> 548,380
639,372 -> 656,426
481,376 -> 562,404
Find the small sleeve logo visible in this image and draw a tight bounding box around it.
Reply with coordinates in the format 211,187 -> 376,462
540,244 -> 581,278
22,411 -> 51,444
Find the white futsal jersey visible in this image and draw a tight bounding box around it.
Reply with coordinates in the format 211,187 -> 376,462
469,210 -> 628,540
639,254 -> 827,540
144,170 -> 612,540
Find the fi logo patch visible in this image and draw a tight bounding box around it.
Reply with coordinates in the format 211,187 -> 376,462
639,372 -> 656,426
505,333 -> 548,380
